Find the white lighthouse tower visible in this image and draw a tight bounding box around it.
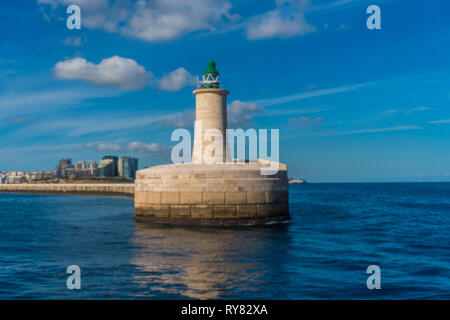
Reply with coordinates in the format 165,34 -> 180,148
192,61 -> 229,164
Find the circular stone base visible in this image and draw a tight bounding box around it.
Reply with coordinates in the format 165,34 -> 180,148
134,160 -> 289,226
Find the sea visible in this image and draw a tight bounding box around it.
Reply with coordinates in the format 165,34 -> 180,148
0,183 -> 449,299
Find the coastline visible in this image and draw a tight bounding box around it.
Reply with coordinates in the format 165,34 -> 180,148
0,183 -> 135,198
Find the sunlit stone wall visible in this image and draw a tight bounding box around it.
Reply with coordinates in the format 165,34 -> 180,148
134,161 -> 289,226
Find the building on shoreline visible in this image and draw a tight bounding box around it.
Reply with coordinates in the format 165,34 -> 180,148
55,156 -> 138,180
102,156 -> 119,177
118,157 -> 138,180
0,155 -> 139,184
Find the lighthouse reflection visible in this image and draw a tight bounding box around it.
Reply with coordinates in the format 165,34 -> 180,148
130,222 -> 289,299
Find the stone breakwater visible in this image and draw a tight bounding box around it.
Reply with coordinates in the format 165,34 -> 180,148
0,184 -> 134,197
134,161 -> 290,226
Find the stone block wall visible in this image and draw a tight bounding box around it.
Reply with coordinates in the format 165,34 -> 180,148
134,161 -> 290,226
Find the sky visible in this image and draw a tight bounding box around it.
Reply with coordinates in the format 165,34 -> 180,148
0,0 -> 449,182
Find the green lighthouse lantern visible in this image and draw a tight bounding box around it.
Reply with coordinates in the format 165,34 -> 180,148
202,61 -> 220,88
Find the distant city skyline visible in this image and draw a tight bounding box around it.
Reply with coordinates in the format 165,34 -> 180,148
0,154 -> 138,184
1,0 -> 449,182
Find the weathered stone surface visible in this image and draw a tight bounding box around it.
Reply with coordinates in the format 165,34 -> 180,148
237,204 -> 257,218
203,192 -> 225,204
180,192 -> 202,204
134,191 -> 146,203
135,205 -> 154,217
225,191 -> 247,204
133,161 -> 290,225
214,205 -> 237,218
200,218 -> 224,227
247,191 -> 266,204
146,191 -> 161,205
160,192 -> 180,204
170,205 -> 191,218
153,205 -> 170,218
191,205 -> 214,218
257,204 -> 274,217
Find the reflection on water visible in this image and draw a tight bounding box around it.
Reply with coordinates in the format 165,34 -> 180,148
131,223 -> 289,299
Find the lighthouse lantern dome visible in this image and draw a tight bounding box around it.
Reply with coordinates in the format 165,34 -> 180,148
201,61 -> 220,88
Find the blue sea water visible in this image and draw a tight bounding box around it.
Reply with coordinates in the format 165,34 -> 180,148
0,183 -> 449,299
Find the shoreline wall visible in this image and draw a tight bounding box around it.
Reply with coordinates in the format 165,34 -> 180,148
0,184 -> 134,197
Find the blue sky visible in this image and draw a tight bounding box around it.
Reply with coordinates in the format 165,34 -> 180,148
0,0 -> 449,182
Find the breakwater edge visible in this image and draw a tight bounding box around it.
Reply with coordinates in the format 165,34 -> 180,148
0,184 -> 134,197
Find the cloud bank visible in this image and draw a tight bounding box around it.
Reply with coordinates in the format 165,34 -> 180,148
84,141 -> 171,154
39,0 -> 234,42
54,56 -> 151,90
245,0 -> 315,40
38,0 -> 325,42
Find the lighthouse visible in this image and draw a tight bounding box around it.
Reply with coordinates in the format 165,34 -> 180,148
192,61 -> 229,164
134,61 -> 290,226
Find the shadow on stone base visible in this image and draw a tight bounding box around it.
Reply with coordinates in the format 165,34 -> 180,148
134,213 -> 290,227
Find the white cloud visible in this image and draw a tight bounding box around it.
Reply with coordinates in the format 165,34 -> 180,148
84,141 -> 171,155
127,141 -> 171,154
227,100 -> 264,128
245,0 -> 315,40
414,106 -> 431,111
123,0 -> 233,42
428,119 -> 450,124
330,126 -> 423,136
84,142 -> 124,152
252,82 -> 374,107
246,11 -> 314,40
157,67 -> 196,92
53,56 -> 151,90
39,0 -> 234,42
38,0 -> 357,43
386,106 -> 431,115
